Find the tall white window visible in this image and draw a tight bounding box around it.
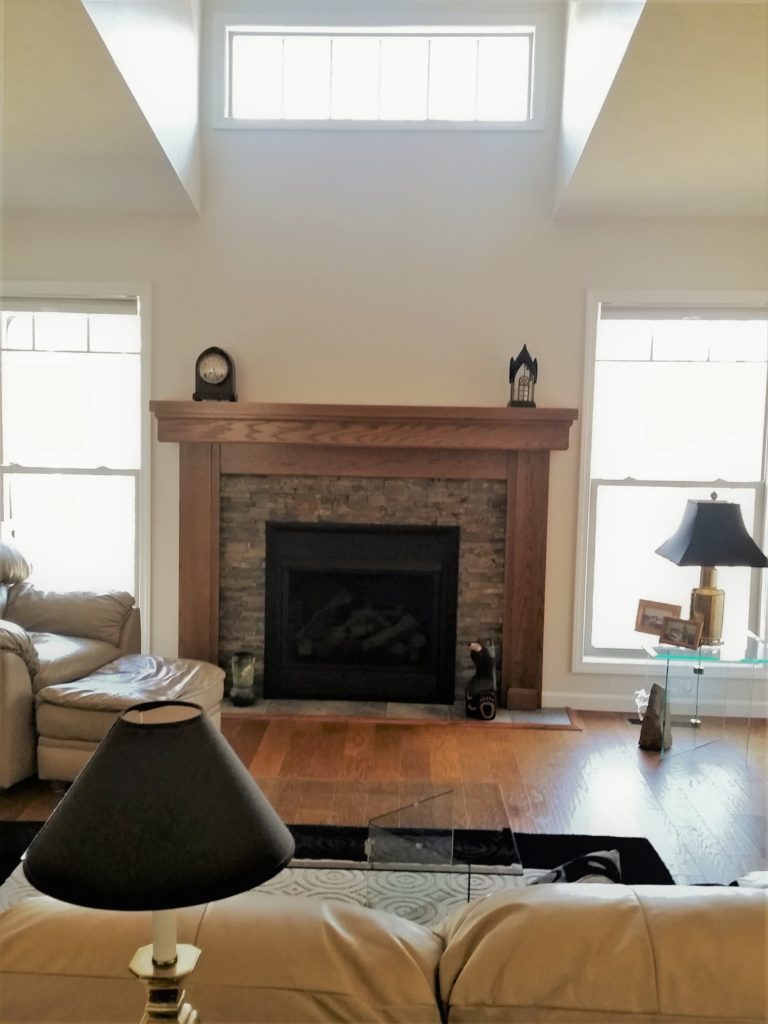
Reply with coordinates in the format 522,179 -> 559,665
223,26 -> 537,125
579,300 -> 768,661
0,296 -> 144,598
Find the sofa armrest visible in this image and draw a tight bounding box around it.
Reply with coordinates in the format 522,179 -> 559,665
118,608 -> 141,655
0,651 -> 36,788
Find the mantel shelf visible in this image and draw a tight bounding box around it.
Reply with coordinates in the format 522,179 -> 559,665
150,401 -> 578,451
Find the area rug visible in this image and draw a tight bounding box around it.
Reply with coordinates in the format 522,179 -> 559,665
0,821 -> 673,889
291,825 -> 674,885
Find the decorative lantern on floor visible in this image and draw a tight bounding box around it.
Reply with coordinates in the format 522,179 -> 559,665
508,346 -> 538,407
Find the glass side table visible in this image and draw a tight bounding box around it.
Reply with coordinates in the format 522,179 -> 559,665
643,632 -> 767,760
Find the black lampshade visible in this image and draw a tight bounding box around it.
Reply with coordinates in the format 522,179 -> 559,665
23,701 -> 295,911
655,498 -> 768,568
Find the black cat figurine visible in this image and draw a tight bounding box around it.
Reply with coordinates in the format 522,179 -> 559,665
465,640 -> 498,721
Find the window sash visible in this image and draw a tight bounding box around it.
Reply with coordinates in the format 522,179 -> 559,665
583,479 -> 766,661
1,468 -> 139,595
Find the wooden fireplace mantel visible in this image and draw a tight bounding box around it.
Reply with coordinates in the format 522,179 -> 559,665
150,401 -> 578,709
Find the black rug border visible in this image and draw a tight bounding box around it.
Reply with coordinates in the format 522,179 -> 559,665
1,821 -> 674,887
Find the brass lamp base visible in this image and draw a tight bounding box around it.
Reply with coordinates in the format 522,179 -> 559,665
130,944 -> 201,1023
690,566 -> 724,646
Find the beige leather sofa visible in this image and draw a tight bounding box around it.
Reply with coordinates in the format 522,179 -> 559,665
0,544 -> 224,788
1,883 -> 765,1022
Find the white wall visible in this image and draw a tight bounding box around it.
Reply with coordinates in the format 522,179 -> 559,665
4,5 -> 766,710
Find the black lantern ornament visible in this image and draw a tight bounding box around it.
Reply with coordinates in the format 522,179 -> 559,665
508,346 -> 538,407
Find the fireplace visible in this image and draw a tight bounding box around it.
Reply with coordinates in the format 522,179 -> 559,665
149,401 -> 577,709
264,522 -> 459,703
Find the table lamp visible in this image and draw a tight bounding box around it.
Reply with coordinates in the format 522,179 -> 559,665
655,493 -> 768,645
22,700 -> 295,1023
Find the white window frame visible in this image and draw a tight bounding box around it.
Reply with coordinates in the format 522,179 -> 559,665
211,2 -> 549,130
0,281 -> 152,646
573,289 -> 768,674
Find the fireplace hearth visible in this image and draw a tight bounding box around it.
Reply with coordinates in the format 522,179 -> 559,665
264,522 -> 459,703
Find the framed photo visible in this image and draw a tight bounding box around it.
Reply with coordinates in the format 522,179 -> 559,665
635,599 -> 682,636
659,616 -> 703,650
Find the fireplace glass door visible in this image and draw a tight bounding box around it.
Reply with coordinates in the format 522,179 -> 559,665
264,522 -> 459,703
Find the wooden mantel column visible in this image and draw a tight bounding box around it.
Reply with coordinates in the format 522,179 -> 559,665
150,401 -> 577,709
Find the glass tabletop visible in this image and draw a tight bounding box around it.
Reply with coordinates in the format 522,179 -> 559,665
644,630 -> 767,665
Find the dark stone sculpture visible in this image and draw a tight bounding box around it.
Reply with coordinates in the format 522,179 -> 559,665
638,682 -> 672,751
465,640 -> 498,721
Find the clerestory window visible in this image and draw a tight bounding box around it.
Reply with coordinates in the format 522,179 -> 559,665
218,20 -> 543,127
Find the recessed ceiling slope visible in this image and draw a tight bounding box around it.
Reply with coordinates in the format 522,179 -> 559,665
557,1 -> 768,218
2,0 -> 197,213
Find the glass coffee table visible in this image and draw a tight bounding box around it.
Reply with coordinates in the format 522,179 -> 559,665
364,784 -> 523,922
257,779 -> 525,926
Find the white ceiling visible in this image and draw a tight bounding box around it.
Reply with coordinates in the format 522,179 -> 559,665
1,0 -> 766,218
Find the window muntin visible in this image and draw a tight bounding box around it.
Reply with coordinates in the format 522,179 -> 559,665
227,27 -> 535,125
582,310 -> 768,660
1,305 -> 142,596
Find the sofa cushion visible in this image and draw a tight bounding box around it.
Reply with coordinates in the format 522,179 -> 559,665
0,891 -> 444,1023
436,884 -> 768,1023
30,633 -> 121,693
0,541 -> 32,585
0,619 -> 40,677
6,584 -> 134,647
35,655 -> 224,713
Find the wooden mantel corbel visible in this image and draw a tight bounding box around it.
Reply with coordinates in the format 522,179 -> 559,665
150,401 -> 578,709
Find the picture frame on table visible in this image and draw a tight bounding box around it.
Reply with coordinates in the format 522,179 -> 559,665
659,616 -> 703,650
634,599 -> 682,636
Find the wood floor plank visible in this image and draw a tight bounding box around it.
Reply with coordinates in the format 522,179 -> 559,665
247,718 -> 294,776
370,725 -> 404,782
340,723 -> 376,781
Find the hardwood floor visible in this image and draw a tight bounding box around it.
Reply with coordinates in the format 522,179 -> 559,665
2,711 -> 765,885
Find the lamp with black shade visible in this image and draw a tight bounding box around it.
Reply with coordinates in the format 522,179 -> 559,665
22,700 -> 295,1023
655,493 -> 768,646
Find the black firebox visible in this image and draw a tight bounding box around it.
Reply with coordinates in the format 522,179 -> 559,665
263,522 -> 459,703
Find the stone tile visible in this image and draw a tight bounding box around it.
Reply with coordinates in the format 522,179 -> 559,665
323,700 -> 388,718
385,702 -> 452,720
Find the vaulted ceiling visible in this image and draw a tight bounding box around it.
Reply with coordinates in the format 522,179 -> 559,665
1,0 -> 766,218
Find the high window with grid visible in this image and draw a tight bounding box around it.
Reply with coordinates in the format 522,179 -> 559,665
221,24 -> 539,126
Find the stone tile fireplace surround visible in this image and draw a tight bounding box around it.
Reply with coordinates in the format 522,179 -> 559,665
150,402 -> 577,710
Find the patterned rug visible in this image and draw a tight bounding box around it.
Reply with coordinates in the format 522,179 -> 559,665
259,864 -> 529,926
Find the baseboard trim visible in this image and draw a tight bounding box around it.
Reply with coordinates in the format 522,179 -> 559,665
546,689 -> 767,719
